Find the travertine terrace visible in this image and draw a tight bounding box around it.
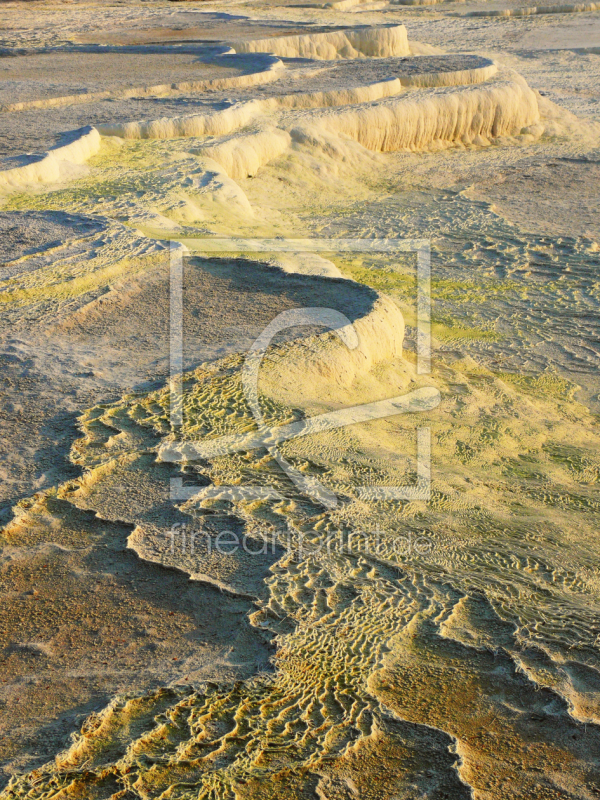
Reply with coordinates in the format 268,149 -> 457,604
0,1 -> 599,798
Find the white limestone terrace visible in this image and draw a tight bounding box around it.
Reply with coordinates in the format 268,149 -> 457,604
95,54 -> 501,138
0,19 -> 538,192
0,46 -> 241,108
0,8 -> 347,53
2,1 -> 598,160
223,53 -> 498,96
0,22 -> 407,157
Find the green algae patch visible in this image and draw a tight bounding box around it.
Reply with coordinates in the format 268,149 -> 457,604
0,252 -> 162,307
495,370 -> 580,403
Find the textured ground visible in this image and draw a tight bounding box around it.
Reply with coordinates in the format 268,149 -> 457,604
0,1 -> 599,798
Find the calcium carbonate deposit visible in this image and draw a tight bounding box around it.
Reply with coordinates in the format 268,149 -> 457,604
0,1 -> 599,799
